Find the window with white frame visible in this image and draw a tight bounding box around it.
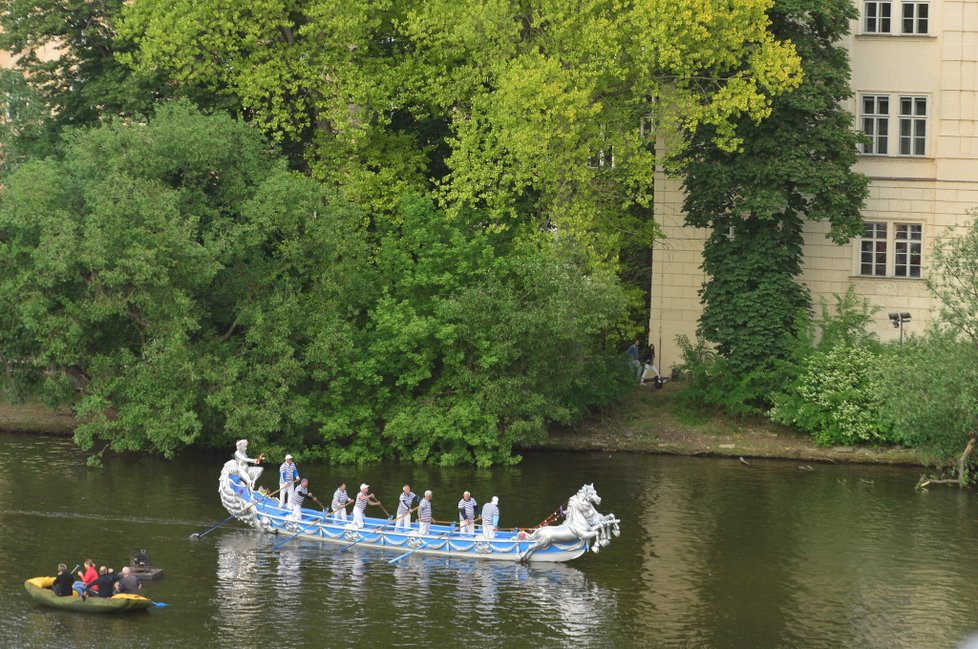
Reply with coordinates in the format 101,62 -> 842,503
860,95 -> 889,155
864,0 -> 892,33
859,94 -> 928,157
901,0 -> 929,34
898,96 -> 927,156
858,222 -> 923,278
863,1 -> 930,35
894,223 -> 922,277
860,222 -> 888,276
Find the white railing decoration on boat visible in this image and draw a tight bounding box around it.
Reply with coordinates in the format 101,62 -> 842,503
217,463 -> 620,564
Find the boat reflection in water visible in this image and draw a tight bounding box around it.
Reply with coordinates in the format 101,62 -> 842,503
210,529 -> 619,646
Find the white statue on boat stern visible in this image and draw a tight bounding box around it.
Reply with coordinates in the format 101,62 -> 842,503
219,440 -> 265,527
231,439 -> 264,491
521,484 -> 620,562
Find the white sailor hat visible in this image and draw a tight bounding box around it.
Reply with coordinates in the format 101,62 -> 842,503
360,483 -> 369,490
285,454 -> 293,460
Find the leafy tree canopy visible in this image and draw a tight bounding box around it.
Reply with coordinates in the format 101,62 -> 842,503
678,0 -> 868,395
0,100 -> 631,465
0,0 -> 234,164
119,0 -> 802,251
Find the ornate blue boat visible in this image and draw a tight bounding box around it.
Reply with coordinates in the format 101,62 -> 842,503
218,459 -> 620,563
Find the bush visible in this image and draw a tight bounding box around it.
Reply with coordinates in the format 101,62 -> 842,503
769,343 -> 896,445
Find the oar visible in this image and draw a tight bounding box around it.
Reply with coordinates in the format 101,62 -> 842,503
388,522 -> 455,564
151,600 -> 169,608
309,495 -> 328,512
272,516 -> 324,551
339,516 -> 394,553
190,479 -> 297,539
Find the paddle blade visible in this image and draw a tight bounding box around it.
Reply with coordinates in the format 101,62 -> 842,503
152,601 -> 168,607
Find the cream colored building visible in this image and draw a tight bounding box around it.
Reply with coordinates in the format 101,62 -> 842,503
650,0 -> 978,375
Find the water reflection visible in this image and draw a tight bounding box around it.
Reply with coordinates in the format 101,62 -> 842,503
208,530 -> 618,647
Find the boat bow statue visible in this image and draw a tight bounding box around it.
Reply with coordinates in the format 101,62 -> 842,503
216,458 -> 620,564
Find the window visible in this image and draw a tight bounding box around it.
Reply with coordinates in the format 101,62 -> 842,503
587,147 -> 614,168
864,0 -> 892,33
860,222 -> 888,276
859,93 -> 928,157
894,223 -> 922,277
640,113 -> 654,140
898,96 -> 927,156
863,1 -> 929,35
858,222 -> 923,278
901,1 -> 928,34
861,95 -> 889,155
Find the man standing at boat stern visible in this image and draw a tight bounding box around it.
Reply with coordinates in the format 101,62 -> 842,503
395,484 -> 417,531
481,496 -> 500,539
279,454 -> 300,507
458,491 -> 478,534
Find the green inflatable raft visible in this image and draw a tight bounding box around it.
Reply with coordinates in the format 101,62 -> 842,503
24,577 -> 153,613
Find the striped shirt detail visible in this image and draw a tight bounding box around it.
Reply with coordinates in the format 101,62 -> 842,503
458,497 -> 478,520
289,485 -> 308,508
481,502 -> 499,526
331,488 -> 349,511
418,499 -> 432,522
279,462 -> 299,484
397,491 -> 415,514
355,492 -> 369,512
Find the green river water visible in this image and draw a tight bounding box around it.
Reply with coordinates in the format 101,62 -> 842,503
3,432 -> 978,648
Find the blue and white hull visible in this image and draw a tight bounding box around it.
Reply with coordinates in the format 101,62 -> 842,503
218,465 -> 621,563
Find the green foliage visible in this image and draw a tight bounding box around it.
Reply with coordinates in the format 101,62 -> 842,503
877,331 -> 978,470
672,334 -> 773,417
310,195 -> 632,466
770,344 -> 894,446
120,0 -> 803,337
926,210 -> 978,346
0,102 -> 631,465
767,285 -> 893,446
0,0 -> 231,166
875,214 -> 978,475
680,0 -> 869,404
0,100 -> 366,457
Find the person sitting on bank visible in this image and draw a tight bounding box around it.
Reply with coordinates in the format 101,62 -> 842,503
115,567 -> 141,595
93,566 -> 119,598
72,559 -> 98,599
52,563 -> 74,597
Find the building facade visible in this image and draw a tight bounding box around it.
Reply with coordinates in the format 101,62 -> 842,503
650,0 -> 978,375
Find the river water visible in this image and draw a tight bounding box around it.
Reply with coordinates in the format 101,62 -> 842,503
3,432 -> 978,648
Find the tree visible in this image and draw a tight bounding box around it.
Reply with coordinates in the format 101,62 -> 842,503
0,0 -> 231,165
0,100 -> 366,458
0,100 -> 631,465
679,0 -> 869,404
120,0 -> 803,336
878,213 -> 978,485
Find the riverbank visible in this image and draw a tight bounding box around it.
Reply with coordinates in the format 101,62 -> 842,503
527,380 -> 922,466
0,397 -> 75,434
1,385 -> 923,466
